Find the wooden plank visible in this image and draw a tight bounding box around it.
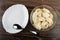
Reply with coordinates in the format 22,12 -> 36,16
0,0 -> 60,39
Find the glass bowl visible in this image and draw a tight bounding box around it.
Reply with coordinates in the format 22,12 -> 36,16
30,5 -> 57,31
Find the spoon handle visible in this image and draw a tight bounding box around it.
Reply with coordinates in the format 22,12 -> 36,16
13,24 -> 22,29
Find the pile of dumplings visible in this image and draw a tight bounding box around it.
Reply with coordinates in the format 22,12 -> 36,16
32,8 -> 53,30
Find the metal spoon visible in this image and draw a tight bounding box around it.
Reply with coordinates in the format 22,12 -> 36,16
13,24 -> 23,29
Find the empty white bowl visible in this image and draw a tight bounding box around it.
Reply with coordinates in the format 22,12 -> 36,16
2,4 -> 29,34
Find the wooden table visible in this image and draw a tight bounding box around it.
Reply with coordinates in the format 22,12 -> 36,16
0,0 -> 60,40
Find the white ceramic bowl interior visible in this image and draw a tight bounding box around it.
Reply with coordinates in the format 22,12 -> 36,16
2,4 -> 29,34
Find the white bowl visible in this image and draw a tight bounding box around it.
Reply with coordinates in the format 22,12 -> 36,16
30,5 -> 57,31
2,4 -> 29,34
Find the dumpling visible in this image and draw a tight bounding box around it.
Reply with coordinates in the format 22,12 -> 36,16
41,21 -> 49,29
43,8 -> 50,13
42,11 -> 50,18
46,18 -> 53,26
49,13 -> 53,19
33,22 -> 42,30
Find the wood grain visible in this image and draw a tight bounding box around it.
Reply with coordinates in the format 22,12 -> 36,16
0,0 -> 60,40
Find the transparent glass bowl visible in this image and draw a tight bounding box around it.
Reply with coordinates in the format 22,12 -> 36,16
30,5 -> 57,31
